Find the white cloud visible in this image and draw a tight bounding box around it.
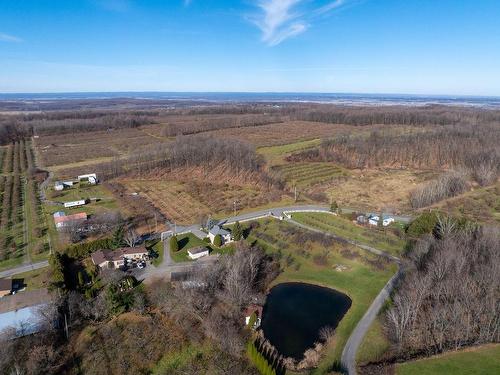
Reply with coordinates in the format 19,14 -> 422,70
254,0 -> 347,46
0,32 -> 22,43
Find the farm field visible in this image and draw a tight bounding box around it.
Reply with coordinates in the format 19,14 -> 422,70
272,162 -> 348,188
205,121 -> 357,146
292,212 -> 406,256
395,344 -> 500,375
246,219 -> 397,373
34,127 -> 170,170
121,178 -> 286,225
0,141 -> 48,270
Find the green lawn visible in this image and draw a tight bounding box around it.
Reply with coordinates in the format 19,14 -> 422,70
257,139 -> 322,165
356,315 -> 391,364
396,344 -> 500,375
292,212 -> 406,256
170,233 -> 235,262
11,267 -> 50,291
246,219 -> 397,374
147,240 -> 164,267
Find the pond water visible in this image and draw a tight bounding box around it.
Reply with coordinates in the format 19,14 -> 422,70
261,282 -> 351,360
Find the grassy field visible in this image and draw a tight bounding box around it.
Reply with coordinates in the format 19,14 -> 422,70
170,232 -> 234,262
272,162 -> 348,188
246,218 -> 397,374
292,212 -> 406,256
395,344 -> 500,375
258,139 -> 322,165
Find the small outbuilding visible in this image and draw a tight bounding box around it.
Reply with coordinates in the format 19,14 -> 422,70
244,305 -> 263,329
64,199 -> 87,209
187,246 -> 210,260
53,212 -> 88,230
78,173 -> 98,184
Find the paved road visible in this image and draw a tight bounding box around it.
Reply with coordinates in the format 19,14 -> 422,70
0,260 -> 49,278
340,269 -> 401,375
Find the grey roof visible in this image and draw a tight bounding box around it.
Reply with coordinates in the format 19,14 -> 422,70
188,246 -> 210,255
208,225 -> 230,236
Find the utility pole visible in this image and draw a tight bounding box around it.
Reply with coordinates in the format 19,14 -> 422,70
154,213 -> 157,233
294,186 -> 298,202
233,201 -> 237,218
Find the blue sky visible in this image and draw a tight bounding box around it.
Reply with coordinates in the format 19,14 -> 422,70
0,0 -> 499,95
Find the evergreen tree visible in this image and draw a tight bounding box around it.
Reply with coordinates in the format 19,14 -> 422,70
233,221 -> 243,241
213,234 -> 222,247
111,225 -> 125,249
170,235 -> 179,252
330,200 -> 339,213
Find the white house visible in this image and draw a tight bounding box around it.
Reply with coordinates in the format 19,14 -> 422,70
187,246 -> 210,260
208,225 -> 233,245
368,214 -> 395,227
78,173 -> 98,184
64,199 -> 87,209
244,305 -> 263,329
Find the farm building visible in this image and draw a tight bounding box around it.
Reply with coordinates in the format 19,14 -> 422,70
208,225 -> 233,245
53,212 -> 88,229
91,247 -> 148,269
54,181 -> 75,191
0,279 -> 12,297
367,214 -> 395,227
64,199 -> 87,208
187,246 -> 210,260
78,173 -> 98,184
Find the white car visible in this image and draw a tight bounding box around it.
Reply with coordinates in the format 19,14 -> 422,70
137,262 -> 145,269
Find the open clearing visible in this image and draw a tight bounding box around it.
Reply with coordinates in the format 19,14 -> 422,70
395,344 -> 500,375
292,212 -> 406,256
247,218 -> 397,373
316,168 -> 437,213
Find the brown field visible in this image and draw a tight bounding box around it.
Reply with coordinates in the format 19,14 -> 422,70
203,121 -> 353,146
431,182 -> 500,223
311,168 -> 439,213
34,127 -> 170,168
121,176 -> 285,225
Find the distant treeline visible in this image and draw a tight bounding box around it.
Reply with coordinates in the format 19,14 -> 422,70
287,105 -> 500,126
160,114 -> 283,137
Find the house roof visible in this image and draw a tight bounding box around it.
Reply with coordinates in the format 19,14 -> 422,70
0,278 -> 12,291
91,247 -> 148,265
188,246 -> 210,255
209,225 -> 230,236
54,212 -> 87,224
244,305 -> 263,318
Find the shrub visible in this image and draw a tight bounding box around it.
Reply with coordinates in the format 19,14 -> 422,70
213,234 -> 222,247
406,212 -> 439,239
169,235 -> 179,252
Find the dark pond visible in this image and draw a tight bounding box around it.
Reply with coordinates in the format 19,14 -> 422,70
261,282 -> 351,360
